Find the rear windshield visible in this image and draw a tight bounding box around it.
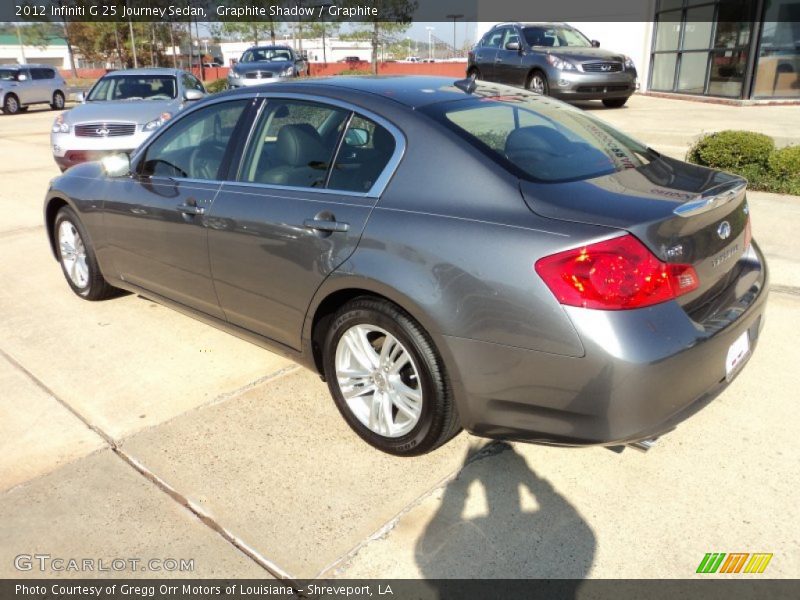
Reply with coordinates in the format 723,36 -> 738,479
420,86 -> 656,183
87,75 -> 177,101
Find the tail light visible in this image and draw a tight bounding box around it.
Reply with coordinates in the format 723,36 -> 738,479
535,234 -> 699,310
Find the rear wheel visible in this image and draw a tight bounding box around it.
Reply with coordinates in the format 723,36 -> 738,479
54,207 -> 118,300
2,94 -> 20,115
51,91 -> 65,110
602,97 -> 629,108
323,297 -> 461,456
527,70 -> 549,95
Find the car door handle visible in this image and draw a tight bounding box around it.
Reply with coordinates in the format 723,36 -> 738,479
176,203 -> 205,216
303,218 -> 349,233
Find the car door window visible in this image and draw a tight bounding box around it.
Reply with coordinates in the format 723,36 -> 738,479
503,29 -> 521,48
239,100 -> 348,188
182,73 -> 205,92
327,115 -> 396,193
140,100 -> 249,180
482,29 -> 506,49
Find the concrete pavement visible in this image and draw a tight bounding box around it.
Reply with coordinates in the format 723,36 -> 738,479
1,98 -> 798,580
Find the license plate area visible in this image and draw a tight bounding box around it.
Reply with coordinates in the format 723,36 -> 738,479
725,330 -> 751,382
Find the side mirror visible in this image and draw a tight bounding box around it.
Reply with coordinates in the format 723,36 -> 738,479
344,127 -> 369,147
591,40 -> 600,48
184,88 -> 204,101
505,41 -> 521,52
76,91 -> 86,103
101,153 -> 131,178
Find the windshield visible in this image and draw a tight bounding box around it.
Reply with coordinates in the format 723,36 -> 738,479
241,47 -> 293,63
87,75 -> 177,101
523,26 -> 591,48
0,69 -> 20,81
421,85 -> 655,183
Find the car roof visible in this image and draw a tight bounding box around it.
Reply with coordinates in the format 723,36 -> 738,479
1,63 -> 58,69
102,68 -> 183,77
221,76 -> 494,109
247,45 -> 292,50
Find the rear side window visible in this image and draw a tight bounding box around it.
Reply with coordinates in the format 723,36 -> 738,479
328,115 -> 396,192
421,88 -> 655,182
481,29 -> 505,48
31,68 -> 55,80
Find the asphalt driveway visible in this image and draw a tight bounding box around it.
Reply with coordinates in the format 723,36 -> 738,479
1,97 -> 798,580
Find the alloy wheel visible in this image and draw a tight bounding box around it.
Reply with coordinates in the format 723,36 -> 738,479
5,96 -> 19,113
530,74 -> 546,94
335,324 -> 423,438
58,220 -> 89,288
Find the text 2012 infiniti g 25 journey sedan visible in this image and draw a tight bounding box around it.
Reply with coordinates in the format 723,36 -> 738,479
43,77 -> 768,456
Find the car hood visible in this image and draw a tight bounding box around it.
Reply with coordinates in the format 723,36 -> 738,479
234,61 -> 293,73
63,99 -> 181,124
541,47 -> 625,62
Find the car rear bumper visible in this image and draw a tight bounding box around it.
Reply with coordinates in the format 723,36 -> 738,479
547,68 -> 638,100
444,242 -> 768,447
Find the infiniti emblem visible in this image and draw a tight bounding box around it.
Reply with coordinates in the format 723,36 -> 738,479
717,221 -> 732,240
601,64 -> 612,71
96,127 -> 110,137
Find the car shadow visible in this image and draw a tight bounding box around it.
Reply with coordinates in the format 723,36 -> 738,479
416,441 -> 595,594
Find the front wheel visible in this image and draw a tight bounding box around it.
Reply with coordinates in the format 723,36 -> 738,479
51,91 -> 65,110
54,207 -> 119,300
2,94 -> 20,114
322,297 -> 461,456
527,71 -> 549,95
602,97 -> 629,108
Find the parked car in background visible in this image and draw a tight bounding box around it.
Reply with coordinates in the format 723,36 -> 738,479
0,64 -> 67,115
44,76 -> 767,456
469,22 -> 638,107
227,45 -> 308,88
343,56 -> 363,65
50,67 -> 206,171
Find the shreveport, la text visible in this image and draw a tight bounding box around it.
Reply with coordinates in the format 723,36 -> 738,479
16,584 -> 392,597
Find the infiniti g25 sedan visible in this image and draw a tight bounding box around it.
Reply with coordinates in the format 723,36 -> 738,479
44,76 -> 768,456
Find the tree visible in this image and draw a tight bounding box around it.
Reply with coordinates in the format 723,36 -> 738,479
346,0 -> 416,74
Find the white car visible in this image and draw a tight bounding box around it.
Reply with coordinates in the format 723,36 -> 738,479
51,68 -> 205,171
0,64 -> 67,114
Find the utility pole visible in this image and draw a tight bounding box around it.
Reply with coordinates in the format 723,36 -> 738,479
426,26 -> 434,61
446,14 -> 463,59
14,22 -> 27,64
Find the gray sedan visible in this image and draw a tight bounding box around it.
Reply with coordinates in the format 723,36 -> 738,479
51,68 -> 205,171
227,45 -> 307,89
43,77 -> 768,455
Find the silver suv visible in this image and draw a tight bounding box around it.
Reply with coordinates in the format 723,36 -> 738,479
0,64 -> 67,114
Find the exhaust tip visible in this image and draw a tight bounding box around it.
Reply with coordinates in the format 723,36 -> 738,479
629,438 -> 658,452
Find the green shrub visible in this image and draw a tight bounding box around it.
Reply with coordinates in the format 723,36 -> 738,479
336,69 -> 370,76
768,145 -> 800,179
686,130 -> 774,171
205,78 -> 228,94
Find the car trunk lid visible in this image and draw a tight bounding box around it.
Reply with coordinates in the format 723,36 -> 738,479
520,156 -> 750,307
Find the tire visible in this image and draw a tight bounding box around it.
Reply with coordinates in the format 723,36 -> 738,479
2,94 -> 20,115
54,207 -> 118,301
467,67 -> 481,81
602,97 -> 629,108
527,70 -> 549,95
322,297 -> 461,456
51,90 -> 65,110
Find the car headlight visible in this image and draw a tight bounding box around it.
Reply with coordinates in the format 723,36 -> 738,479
52,115 -> 69,134
281,67 -> 294,77
143,112 -> 172,131
624,55 -> 636,70
546,54 -> 576,71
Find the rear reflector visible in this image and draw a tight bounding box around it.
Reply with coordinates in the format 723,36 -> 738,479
535,234 -> 699,310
